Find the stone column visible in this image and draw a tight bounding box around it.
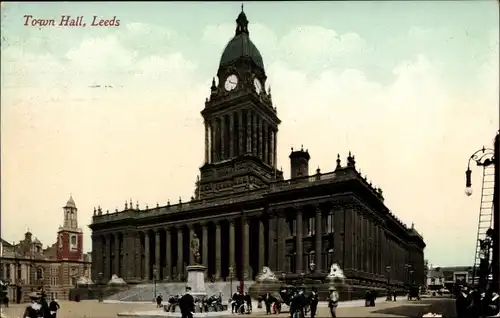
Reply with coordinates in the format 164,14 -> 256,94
229,219 -> 235,270
270,130 -> 275,168
210,121 -> 216,162
334,207 -> 345,268
155,230 -> 161,279
277,213 -> 286,272
104,235 -> 111,279
258,118 -> 263,160
273,130 -> 278,169
229,112 -> 235,158
91,235 -> 99,280
165,228 -> 172,281
220,116 -> 226,160
215,221 -> 222,280
315,206 -> 322,271
252,114 -> 257,156
258,218 -> 265,271
126,232 -> 135,281
238,111 -> 244,156
204,121 -> 209,163
361,215 -> 366,272
202,223 -> 209,269
246,111 -> 252,154
263,124 -> 269,165
295,208 -> 303,273
135,233 -> 141,280
177,227 -> 183,281
344,207 -> 354,269
268,215 -> 276,269
144,232 -> 150,281
243,218 -> 251,279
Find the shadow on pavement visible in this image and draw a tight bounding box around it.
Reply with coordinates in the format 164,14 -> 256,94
372,299 -> 457,318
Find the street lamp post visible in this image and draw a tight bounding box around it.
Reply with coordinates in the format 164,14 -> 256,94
464,136 -> 498,293
153,266 -> 158,300
386,266 -> 392,301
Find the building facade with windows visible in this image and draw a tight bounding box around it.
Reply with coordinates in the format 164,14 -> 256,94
0,196 -> 91,302
89,8 -> 426,292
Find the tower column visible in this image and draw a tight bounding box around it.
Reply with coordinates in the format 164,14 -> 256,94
144,232 -> 150,281
258,118 -> 263,160
177,227 -> 183,281
220,116 -> 226,160
273,130 -> 278,169
263,124 -> 269,165
229,112 -> 235,158
125,232 -> 135,281
333,207 -> 345,268
258,217 -> 265,271
295,208 -> 303,273
268,215 -> 276,269
252,113 -> 257,156
155,229 -> 161,278
246,110 -> 252,154
188,226 -> 195,265
215,221 -> 222,280
210,120 -> 216,163
243,218 -> 251,279
202,223 -> 209,269
229,219 -> 235,272
238,111 -> 244,156
315,206 -> 322,272
165,227 -> 172,281
204,121 -> 209,163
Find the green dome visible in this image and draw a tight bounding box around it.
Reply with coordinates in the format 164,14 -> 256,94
219,33 -> 265,70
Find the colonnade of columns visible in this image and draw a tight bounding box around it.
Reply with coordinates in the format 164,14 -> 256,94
91,203 -> 421,285
204,109 -> 277,167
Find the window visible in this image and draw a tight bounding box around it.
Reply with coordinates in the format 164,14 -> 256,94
307,218 -> 315,236
6,265 -> 10,279
17,265 -> 22,279
70,235 -> 78,250
327,213 -> 334,234
36,267 -> 43,280
36,246 -> 41,253
58,235 -> 63,249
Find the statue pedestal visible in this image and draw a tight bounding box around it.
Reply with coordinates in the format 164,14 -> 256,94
186,265 -> 207,298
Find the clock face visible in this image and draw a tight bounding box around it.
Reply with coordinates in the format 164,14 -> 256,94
254,78 -> 262,94
224,74 -> 238,91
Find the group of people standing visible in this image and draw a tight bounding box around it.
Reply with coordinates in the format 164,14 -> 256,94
23,292 -> 60,318
455,284 -> 500,318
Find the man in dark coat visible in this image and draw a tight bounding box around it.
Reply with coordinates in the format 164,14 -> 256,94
48,297 -> 60,318
179,287 -> 195,318
309,287 -> 319,318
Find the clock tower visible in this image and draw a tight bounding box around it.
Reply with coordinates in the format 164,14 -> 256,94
198,6 -> 283,199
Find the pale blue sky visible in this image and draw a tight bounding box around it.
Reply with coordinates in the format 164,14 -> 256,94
1,1 -> 498,267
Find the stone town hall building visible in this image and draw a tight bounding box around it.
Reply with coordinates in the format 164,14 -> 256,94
89,9 -> 426,290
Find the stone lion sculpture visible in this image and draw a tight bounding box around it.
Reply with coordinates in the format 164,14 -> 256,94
108,274 -> 126,285
326,263 -> 346,280
76,276 -> 94,285
256,266 -> 279,282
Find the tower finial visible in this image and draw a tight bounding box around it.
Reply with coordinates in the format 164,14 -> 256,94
241,3 -> 244,12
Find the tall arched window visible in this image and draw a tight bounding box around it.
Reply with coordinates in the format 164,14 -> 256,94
36,267 -> 43,280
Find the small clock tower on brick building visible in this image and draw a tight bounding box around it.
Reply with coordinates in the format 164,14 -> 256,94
56,195 -> 84,261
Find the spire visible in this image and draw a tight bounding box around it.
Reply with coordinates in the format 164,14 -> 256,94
235,4 -> 249,36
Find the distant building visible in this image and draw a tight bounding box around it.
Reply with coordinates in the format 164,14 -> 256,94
426,266 -> 445,291
0,196 -> 91,302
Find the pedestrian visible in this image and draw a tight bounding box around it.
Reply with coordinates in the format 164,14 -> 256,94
263,292 -> 272,315
179,286 -> 194,318
328,287 -> 339,318
22,292 -> 42,318
156,294 -> 163,308
309,287 -> 319,318
48,297 -> 60,318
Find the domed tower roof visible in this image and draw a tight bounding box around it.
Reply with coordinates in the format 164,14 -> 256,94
65,195 -> 76,209
219,5 -> 265,71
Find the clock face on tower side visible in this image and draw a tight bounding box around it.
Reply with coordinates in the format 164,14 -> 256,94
224,74 -> 238,91
254,78 -> 262,94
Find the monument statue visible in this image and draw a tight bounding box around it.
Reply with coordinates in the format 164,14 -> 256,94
327,263 -> 346,280
256,266 -> 279,282
190,233 -> 201,264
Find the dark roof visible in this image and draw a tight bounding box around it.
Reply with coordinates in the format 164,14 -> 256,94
219,33 -> 264,70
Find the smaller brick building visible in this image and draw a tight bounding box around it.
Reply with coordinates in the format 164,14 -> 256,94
0,196 -> 91,302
